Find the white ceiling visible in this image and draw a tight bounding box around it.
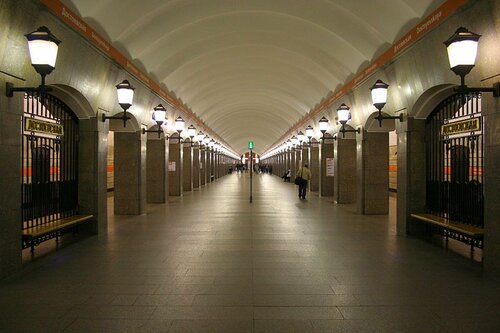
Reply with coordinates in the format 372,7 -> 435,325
61,0 -> 445,154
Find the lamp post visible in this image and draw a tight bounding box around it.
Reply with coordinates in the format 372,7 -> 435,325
102,79 -> 135,127
142,104 -> 166,138
337,103 -> 360,138
6,26 -> 61,97
370,80 -> 403,127
444,27 -> 499,96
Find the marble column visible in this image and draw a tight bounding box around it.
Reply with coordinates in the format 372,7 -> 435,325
396,117 -> 426,235
0,89 -> 22,278
146,130 -> 168,203
193,143 -> 200,189
200,147 -> 206,186
310,139 -> 320,192
183,139 -> 193,192
483,91 -> 500,274
114,130 -> 146,214
334,136 -> 357,204
290,150 -> 297,180
168,134 -> 183,196
357,130 -> 389,215
320,135 -> 334,197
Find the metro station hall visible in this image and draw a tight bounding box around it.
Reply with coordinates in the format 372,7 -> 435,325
0,0 -> 499,332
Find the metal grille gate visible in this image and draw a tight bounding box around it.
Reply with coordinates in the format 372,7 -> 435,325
425,92 -> 484,238
21,93 -> 79,248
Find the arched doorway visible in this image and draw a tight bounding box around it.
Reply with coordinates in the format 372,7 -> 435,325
22,92 -> 79,247
425,93 -> 484,236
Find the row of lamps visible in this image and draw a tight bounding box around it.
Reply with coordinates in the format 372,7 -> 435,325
261,26 -> 499,160
5,26 -> 240,160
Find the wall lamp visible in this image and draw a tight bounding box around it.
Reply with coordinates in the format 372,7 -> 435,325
305,125 -> 314,144
187,124 -> 196,146
142,104 -> 166,138
370,80 -> 403,127
444,27 -> 499,97
6,26 -> 60,97
196,131 -> 205,146
297,131 -> 307,148
337,103 -> 360,138
102,80 -> 135,127
318,116 -> 330,142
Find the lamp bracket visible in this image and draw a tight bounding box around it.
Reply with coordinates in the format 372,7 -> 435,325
374,110 -> 404,127
455,82 -> 500,97
6,82 -> 52,97
101,112 -> 131,128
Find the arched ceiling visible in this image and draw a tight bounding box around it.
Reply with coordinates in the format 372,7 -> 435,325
61,0 -> 445,154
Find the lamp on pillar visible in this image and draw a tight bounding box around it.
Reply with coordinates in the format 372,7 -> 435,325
291,136 -> 299,150
370,80 -> 403,127
102,80 -> 136,127
175,116 -> 185,136
444,27 -> 499,96
202,135 -> 210,150
196,131 -> 204,145
142,104 -> 166,138
297,131 -> 306,148
6,26 -> 61,97
187,124 -> 196,146
337,103 -> 360,138
319,116 -> 329,142
306,125 -> 314,144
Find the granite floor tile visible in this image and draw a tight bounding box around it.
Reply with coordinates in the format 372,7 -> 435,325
1,174 -> 495,332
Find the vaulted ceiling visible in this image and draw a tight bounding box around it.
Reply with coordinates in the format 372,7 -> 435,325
61,0 -> 445,154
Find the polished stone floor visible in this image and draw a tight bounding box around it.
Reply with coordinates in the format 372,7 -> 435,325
1,173 -> 499,332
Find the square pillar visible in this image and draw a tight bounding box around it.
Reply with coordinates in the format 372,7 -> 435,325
396,117 -> 426,235
183,139 -> 193,192
200,148 -> 206,186
334,137 -> 357,204
290,150 -> 297,179
193,143 -> 200,188
357,130 -> 389,215
168,135 -> 183,196
146,133 -> 168,203
114,130 -> 146,215
320,136 -> 334,197
79,118 -> 108,234
0,90 -> 22,279
310,140 -> 320,192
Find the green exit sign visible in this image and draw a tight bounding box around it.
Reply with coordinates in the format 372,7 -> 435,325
248,141 -> 254,149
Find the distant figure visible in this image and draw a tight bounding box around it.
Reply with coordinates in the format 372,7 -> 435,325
282,168 -> 291,182
296,164 -> 311,199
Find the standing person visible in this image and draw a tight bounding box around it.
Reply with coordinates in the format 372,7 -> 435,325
296,164 -> 311,199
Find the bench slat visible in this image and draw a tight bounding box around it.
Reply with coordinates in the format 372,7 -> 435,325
411,213 -> 483,237
23,215 -> 94,238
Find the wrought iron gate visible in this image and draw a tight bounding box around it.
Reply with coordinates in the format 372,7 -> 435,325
425,92 -> 483,228
22,93 -> 79,245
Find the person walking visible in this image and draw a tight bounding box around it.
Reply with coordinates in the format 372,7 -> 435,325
282,168 -> 291,182
296,164 -> 311,199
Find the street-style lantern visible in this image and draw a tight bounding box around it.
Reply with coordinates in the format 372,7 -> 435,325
337,103 -> 360,138
319,116 -> 329,137
25,26 -> 61,81
102,79 -> 136,127
6,26 -> 61,97
370,80 -> 402,127
443,27 -> 499,96
306,125 -> 314,141
175,116 -> 185,134
444,27 -> 480,86
291,135 -> 299,148
187,125 -> 196,140
297,131 -> 306,146
143,104 -> 167,138
196,131 -> 204,144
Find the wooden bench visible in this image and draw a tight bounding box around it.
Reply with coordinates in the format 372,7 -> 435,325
411,213 -> 484,254
22,215 -> 94,254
